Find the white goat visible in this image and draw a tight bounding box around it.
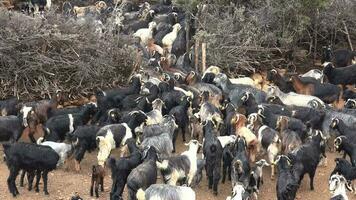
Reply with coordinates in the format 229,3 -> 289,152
37,137 -> 72,166
266,85 -> 325,108
162,23 -> 181,52
133,22 -> 157,46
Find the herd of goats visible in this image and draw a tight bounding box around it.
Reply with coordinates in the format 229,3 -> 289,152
1,0 -> 356,200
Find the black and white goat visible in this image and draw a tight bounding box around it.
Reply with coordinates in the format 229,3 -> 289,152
334,136 -> 356,166
329,174 -> 352,200
96,123 -> 133,166
156,140 -> 202,186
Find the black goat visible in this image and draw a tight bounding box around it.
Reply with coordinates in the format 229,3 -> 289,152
330,158 -> 356,182
203,120 -> 223,195
109,138 -> 143,200
3,143 -> 59,196
291,107 -> 325,130
126,146 -> 159,200
231,137 -> 250,188
66,125 -> 101,171
290,130 -> 327,190
0,97 -> 18,116
169,96 -> 191,143
275,155 -> 299,200
323,62 -> 356,86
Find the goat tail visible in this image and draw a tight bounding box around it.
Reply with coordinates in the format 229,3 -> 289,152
210,144 -> 217,153
136,188 -> 146,200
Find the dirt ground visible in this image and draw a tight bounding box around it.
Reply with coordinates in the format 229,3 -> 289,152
0,133 -> 349,200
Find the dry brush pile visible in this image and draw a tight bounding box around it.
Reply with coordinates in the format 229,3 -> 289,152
0,9 -> 137,100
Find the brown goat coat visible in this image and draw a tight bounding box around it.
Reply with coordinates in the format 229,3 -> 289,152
233,114 -> 258,163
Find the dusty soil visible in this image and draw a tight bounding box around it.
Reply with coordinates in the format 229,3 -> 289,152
0,134 -> 347,200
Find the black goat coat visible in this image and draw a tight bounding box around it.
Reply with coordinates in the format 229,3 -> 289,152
0,116 -> 24,142
68,125 -> 101,162
3,142 -> 59,171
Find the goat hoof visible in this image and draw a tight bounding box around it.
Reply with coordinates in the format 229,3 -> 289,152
213,191 -> 218,196
44,191 -> 49,195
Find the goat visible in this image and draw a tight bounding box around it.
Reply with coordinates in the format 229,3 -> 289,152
169,96 -> 191,143
96,123 -> 133,166
330,158 -> 356,185
233,114 -> 258,163
291,106 -> 325,130
291,75 -> 341,104
213,73 -> 266,106
248,115 -> 280,179
329,174 -> 353,200
90,165 -> 105,198
36,138 -> 73,167
276,116 -> 302,155
133,22 -> 157,46
203,120 -> 223,195
145,99 -> 164,125
66,125 -> 100,171
162,23 -> 181,52
322,62 -> 356,86
275,155 -> 299,200
136,184 -> 196,200
3,143 -> 59,196
290,130 -> 327,190
266,69 -> 295,93
0,97 -> 18,116
231,137 -> 250,188
43,103 -> 97,142
126,146 -> 159,200
156,140 -> 202,186
332,49 -> 356,68
334,136 -> 356,166
266,85 -> 325,108
250,159 -> 270,192
73,1 -> 107,17
109,138 -> 142,199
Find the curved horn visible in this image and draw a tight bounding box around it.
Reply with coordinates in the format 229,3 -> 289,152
334,137 -> 342,146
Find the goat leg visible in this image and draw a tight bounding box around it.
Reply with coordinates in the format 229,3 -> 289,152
309,171 -> 315,190
29,133 -> 36,143
19,170 -> 26,187
43,170 -> 49,195
28,171 -> 35,191
90,179 -> 94,196
35,170 -> 41,193
222,164 -> 227,183
100,177 -> 104,191
95,180 -> 99,197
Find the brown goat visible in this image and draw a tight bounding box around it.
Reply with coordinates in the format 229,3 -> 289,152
276,116 -> 302,154
90,165 -> 105,198
233,113 -> 259,162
